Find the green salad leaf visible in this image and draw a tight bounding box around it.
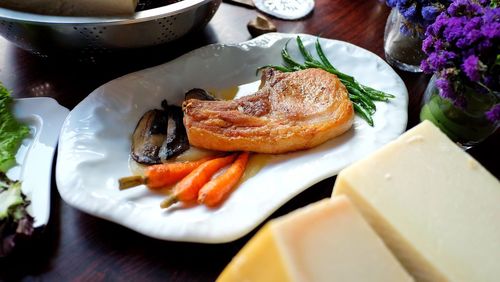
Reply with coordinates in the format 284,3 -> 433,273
0,172 -> 34,257
0,84 -> 33,257
0,83 -> 30,173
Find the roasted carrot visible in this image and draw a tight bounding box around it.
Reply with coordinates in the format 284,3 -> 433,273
198,152 -> 250,208
160,154 -> 237,208
118,156 -> 214,190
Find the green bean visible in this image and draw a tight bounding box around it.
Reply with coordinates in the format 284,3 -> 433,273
296,37 -> 320,65
315,39 -> 336,70
345,85 -> 376,113
304,61 -> 354,83
352,102 -> 374,126
282,41 -> 304,69
363,85 -> 395,99
257,36 -> 394,126
256,65 -> 292,75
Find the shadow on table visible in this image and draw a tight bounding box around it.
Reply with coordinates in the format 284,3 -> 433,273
64,177 -> 335,281
0,174 -> 334,281
0,152 -> 62,280
6,25 -> 220,110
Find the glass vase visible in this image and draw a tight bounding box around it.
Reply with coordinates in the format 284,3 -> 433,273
420,75 -> 499,148
384,8 -> 426,73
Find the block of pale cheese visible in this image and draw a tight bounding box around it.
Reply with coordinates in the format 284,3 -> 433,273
217,196 -> 413,282
332,120 -> 500,282
0,0 -> 138,16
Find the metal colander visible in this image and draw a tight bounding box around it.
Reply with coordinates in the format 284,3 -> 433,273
0,0 -> 221,57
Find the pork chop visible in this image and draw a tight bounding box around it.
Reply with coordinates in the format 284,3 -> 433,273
182,68 -> 354,154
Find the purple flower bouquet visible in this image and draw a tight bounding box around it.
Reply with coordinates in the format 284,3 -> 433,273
419,0 -> 499,146
386,0 -> 452,37
384,0 -> 451,72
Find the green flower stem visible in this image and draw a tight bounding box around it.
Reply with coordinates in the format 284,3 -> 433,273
420,90 -> 497,144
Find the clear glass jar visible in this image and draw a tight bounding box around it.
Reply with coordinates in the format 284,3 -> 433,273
384,8 -> 426,73
420,75 -> 499,148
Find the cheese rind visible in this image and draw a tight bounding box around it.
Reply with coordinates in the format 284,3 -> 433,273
217,224 -> 293,282
333,120 -> 500,282
217,197 -> 413,282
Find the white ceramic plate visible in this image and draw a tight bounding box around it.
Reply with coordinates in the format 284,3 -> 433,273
56,33 -> 408,243
7,98 -> 69,228
253,0 -> 315,20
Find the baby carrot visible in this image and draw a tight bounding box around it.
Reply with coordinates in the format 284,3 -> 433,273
160,154 -> 237,208
198,152 -> 250,208
118,156 -> 214,190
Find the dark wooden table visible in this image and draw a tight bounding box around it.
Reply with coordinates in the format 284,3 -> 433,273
0,0 -> 498,280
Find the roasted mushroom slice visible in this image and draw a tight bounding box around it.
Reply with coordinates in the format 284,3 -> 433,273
247,14 -> 277,38
131,107 -> 169,165
159,105 -> 190,161
184,88 -> 218,101
131,90 -> 218,165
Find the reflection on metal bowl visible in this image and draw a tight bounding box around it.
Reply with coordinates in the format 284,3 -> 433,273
0,0 -> 221,57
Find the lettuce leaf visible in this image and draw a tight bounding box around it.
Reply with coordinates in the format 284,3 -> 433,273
0,83 -> 30,173
0,84 -> 34,257
0,172 -> 34,257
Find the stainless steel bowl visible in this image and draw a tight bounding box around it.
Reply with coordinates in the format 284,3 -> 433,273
0,0 -> 221,57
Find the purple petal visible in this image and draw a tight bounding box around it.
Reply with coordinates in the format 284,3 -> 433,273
486,104 -> 500,124
461,55 -> 481,82
422,6 -> 440,21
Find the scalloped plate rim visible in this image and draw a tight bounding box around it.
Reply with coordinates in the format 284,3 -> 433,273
55,33 -> 408,243
9,97 -> 69,228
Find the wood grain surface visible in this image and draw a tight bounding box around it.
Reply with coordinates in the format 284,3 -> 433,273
0,0 -> 498,280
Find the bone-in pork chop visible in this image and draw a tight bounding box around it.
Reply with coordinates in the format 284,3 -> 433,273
182,68 -> 354,154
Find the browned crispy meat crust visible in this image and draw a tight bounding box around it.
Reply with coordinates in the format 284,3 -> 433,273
182,68 -> 354,154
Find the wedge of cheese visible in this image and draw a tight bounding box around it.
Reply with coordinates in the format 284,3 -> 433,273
333,120 -> 500,282
0,0 -> 138,16
217,196 -> 413,282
